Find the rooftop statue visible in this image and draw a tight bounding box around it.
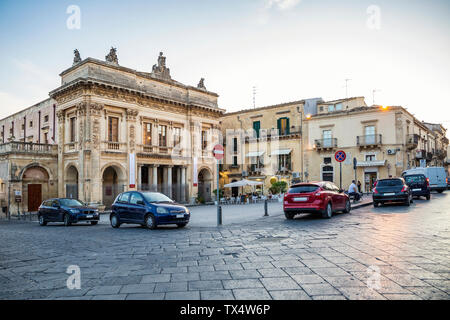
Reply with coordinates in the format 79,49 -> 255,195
105,47 -> 119,65
197,78 -> 206,90
151,52 -> 171,80
73,49 -> 82,65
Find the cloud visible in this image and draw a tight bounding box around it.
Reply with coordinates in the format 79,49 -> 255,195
265,0 -> 301,11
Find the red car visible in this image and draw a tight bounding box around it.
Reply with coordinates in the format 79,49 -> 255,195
283,182 -> 351,219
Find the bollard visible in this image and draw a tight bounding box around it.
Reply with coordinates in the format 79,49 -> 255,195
264,199 -> 269,216
217,205 -> 222,225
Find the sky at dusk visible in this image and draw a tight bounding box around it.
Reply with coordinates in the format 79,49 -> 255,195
0,0 -> 449,131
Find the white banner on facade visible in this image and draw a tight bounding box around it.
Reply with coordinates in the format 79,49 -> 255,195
129,153 -> 136,188
193,157 -> 198,186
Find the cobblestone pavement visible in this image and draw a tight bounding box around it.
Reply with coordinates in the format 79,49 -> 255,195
0,193 -> 449,300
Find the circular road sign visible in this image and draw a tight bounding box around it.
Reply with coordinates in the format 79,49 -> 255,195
213,144 -> 224,160
335,150 -> 347,163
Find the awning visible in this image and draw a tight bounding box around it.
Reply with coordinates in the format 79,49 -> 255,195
245,151 -> 265,157
356,160 -> 386,167
271,149 -> 292,156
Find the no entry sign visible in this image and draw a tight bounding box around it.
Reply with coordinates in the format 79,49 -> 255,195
213,144 -> 224,160
335,150 -> 346,163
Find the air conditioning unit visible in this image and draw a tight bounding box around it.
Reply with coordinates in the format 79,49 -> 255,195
292,172 -> 300,178
242,170 -> 248,177
387,149 -> 397,155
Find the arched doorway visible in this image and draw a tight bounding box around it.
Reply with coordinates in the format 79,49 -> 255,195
198,168 -> 212,203
102,165 -> 125,209
66,166 -> 79,199
22,166 -> 49,212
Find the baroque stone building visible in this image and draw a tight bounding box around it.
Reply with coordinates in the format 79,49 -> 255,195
0,49 -> 224,214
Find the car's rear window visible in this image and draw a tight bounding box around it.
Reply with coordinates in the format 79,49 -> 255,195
404,175 -> 426,184
377,179 -> 403,187
288,185 -> 319,194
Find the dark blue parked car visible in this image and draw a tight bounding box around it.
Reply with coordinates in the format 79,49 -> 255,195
110,191 -> 190,229
38,198 -> 100,226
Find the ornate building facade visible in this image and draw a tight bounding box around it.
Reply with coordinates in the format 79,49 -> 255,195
0,49 -> 224,214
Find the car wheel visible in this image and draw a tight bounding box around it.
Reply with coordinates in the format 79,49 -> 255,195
64,214 -> 72,226
90,221 -> 98,226
38,215 -> 47,226
373,201 -> 379,208
177,223 -> 187,228
437,190 -> 444,193
145,214 -> 156,230
426,194 -> 431,201
343,200 -> 351,213
322,203 -> 332,219
284,212 -> 295,220
110,214 -> 120,228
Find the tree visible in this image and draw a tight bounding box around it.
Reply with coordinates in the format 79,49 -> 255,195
269,181 -> 288,194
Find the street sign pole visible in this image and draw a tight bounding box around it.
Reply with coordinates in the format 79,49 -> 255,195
213,144 -> 224,226
335,150 -> 347,191
340,162 -> 342,190
217,159 -> 222,226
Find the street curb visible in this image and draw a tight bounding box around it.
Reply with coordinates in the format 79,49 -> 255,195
351,201 -> 373,210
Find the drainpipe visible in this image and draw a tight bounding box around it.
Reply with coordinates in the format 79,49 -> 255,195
52,104 -> 56,142
38,111 -> 41,144
2,125 -> 4,143
237,115 -> 244,176
297,106 -> 304,181
23,116 -> 26,143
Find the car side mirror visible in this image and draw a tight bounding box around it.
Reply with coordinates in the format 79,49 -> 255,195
339,189 -> 344,193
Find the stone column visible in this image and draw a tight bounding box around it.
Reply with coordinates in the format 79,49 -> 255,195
181,166 -> 186,203
177,166 -> 182,202
152,165 -> 158,192
137,165 -> 142,190
167,166 -> 173,198
163,166 -> 168,196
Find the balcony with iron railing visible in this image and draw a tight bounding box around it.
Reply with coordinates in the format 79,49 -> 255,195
0,142 -> 58,155
314,138 -> 338,151
357,134 -> 382,147
406,134 -> 419,150
248,164 -> 265,176
415,149 -> 426,159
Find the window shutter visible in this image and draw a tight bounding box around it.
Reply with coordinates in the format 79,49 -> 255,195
277,118 -> 281,135
286,118 -> 290,134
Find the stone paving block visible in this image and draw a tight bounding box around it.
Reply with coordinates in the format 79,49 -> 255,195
85,285 -> 122,296
214,263 -> 244,271
166,291 -> 200,300
154,282 -> 188,293
383,293 -> 422,300
200,271 -> 231,281
337,287 -> 386,300
312,295 -> 347,300
188,280 -> 223,291
223,279 -> 264,290
172,272 -> 200,282
232,288 -> 272,300
406,286 -> 450,300
126,293 -> 165,300
257,268 -> 288,278
322,276 -> 366,287
271,260 -> 305,268
161,267 -> 188,274
91,294 -> 127,300
229,270 -> 261,279
242,262 -> 273,270
260,277 -> 301,291
311,267 -> 350,277
269,290 -> 311,300
188,265 -> 215,273
141,274 -> 171,283
291,274 -> 326,285
382,273 -> 431,287
282,267 -> 315,275
301,283 -> 341,296
120,284 -> 156,294
200,290 -> 235,300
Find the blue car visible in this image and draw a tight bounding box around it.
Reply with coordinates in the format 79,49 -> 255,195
38,198 -> 100,226
110,191 -> 190,229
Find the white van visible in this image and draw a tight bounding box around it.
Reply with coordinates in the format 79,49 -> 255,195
402,167 -> 447,193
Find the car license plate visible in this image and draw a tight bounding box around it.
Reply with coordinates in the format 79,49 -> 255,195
384,193 -> 395,196
86,215 -> 93,218
413,188 -> 421,191
294,197 -> 308,202
176,214 -> 184,218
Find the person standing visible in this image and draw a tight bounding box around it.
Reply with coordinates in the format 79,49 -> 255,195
357,181 -> 362,193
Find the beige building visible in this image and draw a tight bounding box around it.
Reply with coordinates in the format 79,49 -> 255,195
0,48 -> 224,215
220,97 -> 449,194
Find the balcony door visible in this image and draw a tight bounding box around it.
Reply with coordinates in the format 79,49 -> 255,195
365,125 -> 375,144
323,130 -> 332,148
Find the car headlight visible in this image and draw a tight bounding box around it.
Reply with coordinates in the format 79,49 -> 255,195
69,209 -> 80,214
156,207 -> 169,214
184,207 -> 190,214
